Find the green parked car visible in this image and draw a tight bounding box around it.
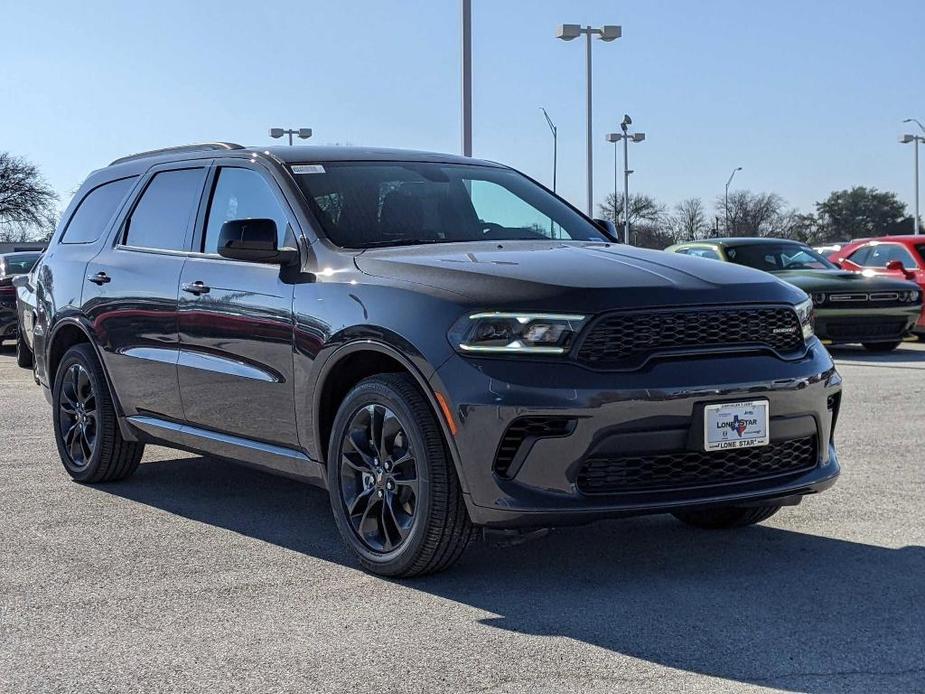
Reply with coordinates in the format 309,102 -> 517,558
665,238 -> 922,352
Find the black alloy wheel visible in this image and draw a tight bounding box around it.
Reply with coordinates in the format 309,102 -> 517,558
58,363 -> 98,469
339,403 -> 419,553
52,344 -> 144,483
327,373 -> 474,577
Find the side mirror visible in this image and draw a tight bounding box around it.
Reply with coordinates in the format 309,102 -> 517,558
11,275 -> 28,289
217,219 -> 298,265
839,258 -> 862,272
593,218 -> 621,243
885,259 -> 916,279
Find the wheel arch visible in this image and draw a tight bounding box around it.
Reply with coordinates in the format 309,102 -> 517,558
46,317 -> 136,441
312,340 -> 468,494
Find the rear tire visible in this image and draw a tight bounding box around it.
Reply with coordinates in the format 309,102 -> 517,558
672,504 -> 781,529
52,344 -> 144,483
327,373 -> 474,577
862,341 -> 901,352
16,332 -> 33,369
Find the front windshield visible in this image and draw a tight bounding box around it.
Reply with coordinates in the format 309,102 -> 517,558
1,253 -> 41,275
726,243 -> 837,272
292,162 -> 606,248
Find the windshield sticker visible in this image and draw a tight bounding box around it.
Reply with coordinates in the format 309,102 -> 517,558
292,164 -> 326,175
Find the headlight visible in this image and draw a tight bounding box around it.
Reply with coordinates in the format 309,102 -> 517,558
794,297 -> 814,339
812,292 -> 826,305
903,290 -> 921,303
450,312 -> 588,354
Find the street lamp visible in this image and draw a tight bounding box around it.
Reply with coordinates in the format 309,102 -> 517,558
556,23 -> 622,216
605,114 -> 645,245
269,127 -> 313,146
724,166 -> 742,235
461,0 -> 472,156
900,128 -> 925,236
540,107 -> 558,192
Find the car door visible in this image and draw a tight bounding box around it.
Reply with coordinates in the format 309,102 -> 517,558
176,161 -> 299,447
83,164 -> 208,420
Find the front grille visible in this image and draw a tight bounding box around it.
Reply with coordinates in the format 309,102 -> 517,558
826,292 -> 908,308
824,319 -> 907,340
576,436 -> 818,495
494,417 -> 575,478
575,306 -> 804,369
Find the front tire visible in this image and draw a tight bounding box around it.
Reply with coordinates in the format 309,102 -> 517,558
52,344 -> 144,483
672,504 -> 781,529
16,332 -> 33,369
862,340 -> 901,352
327,373 -> 474,577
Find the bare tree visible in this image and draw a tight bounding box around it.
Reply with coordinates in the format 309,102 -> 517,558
0,152 -> 58,242
671,198 -> 707,241
598,192 -> 673,247
715,190 -> 788,237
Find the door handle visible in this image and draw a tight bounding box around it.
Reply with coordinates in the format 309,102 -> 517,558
86,272 -> 111,285
182,281 -> 210,296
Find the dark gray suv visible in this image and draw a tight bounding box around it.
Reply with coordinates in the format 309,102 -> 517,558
26,142 -> 841,576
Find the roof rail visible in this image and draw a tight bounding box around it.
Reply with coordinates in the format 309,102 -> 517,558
109,142 -> 245,166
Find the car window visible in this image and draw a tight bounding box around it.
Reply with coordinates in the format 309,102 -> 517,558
293,162 -> 605,248
865,243 -> 917,268
687,247 -> 720,260
0,253 -> 41,275
61,177 -> 137,244
726,243 -> 835,271
847,246 -> 871,266
467,180 -> 568,239
202,167 -> 290,254
124,168 -> 206,251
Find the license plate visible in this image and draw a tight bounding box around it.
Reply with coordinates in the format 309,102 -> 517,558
703,400 -> 769,451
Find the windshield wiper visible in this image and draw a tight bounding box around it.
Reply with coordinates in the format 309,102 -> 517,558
358,238 -> 449,249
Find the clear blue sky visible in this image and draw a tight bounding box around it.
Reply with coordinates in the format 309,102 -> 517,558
2,0 -> 923,221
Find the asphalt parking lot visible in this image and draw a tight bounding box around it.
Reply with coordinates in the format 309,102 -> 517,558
1,343 -> 923,694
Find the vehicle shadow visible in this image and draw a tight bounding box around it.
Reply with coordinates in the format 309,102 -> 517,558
99,456 -> 925,693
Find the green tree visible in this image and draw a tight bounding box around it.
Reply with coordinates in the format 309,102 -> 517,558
815,186 -> 909,241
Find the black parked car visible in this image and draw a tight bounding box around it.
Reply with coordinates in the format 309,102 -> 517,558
27,143 -> 841,576
1,251 -> 42,348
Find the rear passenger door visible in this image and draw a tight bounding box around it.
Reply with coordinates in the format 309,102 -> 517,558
176,161 -> 299,447
83,164 -> 208,421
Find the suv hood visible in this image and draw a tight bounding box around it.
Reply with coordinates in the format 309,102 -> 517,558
355,241 -> 805,312
774,269 -> 918,293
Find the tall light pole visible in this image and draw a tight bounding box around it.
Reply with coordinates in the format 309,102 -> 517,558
902,119 -> 925,235
724,166 -> 742,235
269,128 -> 312,146
556,23 -> 622,216
461,0 -> 472,157
901,132 -> 924,236
540,107 -> 558,192
606,115 -> 645,245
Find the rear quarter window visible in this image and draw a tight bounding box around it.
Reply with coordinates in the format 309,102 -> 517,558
61,177 -> 137,244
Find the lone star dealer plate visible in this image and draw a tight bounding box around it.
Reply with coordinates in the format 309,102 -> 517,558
703,400 -> 770,451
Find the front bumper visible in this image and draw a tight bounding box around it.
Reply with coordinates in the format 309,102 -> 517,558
432,340 -> 841,528
814,304 -> 920,343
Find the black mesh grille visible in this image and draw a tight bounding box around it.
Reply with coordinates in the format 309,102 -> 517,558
575,306 -> 804,369
824,319 -> 907,340
576,436 -> 818,495
494,417 -> 574,478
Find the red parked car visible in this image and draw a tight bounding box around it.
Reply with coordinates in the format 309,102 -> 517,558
830,236 -> 925,338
